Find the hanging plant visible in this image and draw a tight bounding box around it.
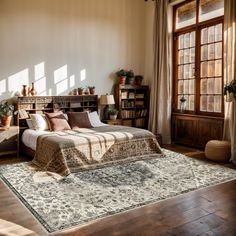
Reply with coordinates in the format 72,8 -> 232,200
224,80 -> 236,101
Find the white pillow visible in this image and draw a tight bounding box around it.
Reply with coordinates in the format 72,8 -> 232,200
88,111 -> 107,127
26,119 -> 34,129
30,114 -> 49,131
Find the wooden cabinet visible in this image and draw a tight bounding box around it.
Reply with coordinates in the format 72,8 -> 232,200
172,113 -> 224,149
114,85 -> 149,129
0,126 -> 19,157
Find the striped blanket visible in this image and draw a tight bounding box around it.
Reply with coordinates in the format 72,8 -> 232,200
32,126 -> 162,175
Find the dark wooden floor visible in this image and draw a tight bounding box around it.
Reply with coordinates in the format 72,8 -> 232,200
1,145 -> 236,236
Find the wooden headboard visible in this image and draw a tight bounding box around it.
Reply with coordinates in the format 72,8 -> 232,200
16,95 -> 98,133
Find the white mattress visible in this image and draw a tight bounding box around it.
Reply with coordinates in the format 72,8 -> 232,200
21,129 -> 50,151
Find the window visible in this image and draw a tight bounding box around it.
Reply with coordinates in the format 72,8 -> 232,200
173,0 -> 224,116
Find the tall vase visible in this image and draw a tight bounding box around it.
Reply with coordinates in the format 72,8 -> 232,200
30,83 -> 37,96
21,85 -> 27,96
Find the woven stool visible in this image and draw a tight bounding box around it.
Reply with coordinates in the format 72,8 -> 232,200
205,140 -> 231,162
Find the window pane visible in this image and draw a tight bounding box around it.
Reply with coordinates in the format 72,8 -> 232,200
184,64 -> 190,79
189,95 -> 195,111
190,32 -> 195,47
207,95 -> 214,112
214,96 -> 222,112
179,50 -> 184,64
190,48 -> 195,63
189,79 -> 195,94
208,61 -> 215,77
178,80 -> 184,94
179,35 -> 184,49
208,26 -> 215,43
176,1 -> 196,29
201,61 -> 208,77
215,24 -> 222,41
184,80 -> 189,94
184,33 -> 190,48
215,77 -> 222,94
215,60 -> 222,76
201,28 -> 208,44
200,95 -> 207,111
201,79 -> 207,94
189,64 -> 195,78
178,65 -> 184,79
201,45 -> 208,61
215,42 -> 222,59
199,0 -> 224,22
208,44 -> 215,60
207,78 -> 214,94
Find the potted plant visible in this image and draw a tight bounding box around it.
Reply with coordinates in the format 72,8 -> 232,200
88,86 -> 96,95
115,69 -> 127,85
78,87 -> 84,95
135,75 -> 144,86
224,80 -> 236,102
126,70 -> 135,85
0,101 -> 14,127
108,108 -> 118,120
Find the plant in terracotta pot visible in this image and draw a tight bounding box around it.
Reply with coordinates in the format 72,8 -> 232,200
88,86 -> 96,95
108,108 -> 118,120
126,70 -> 135,85
115,69 -> 127,85
78,87 -> 84,95
0,102 -> 14,128
135,75 -> 144,86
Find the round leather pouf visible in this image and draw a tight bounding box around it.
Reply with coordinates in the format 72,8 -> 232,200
205,140 -> 231,162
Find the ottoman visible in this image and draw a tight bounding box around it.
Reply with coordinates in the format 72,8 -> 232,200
205,140 -> 231,162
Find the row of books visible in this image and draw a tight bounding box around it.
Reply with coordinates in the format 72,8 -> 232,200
135,118 -> 146,127
121,109 -> 148,119
121,92 -> 145,99
122,100 -> 135,108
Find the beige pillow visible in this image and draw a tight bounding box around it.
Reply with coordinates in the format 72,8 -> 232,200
67,112 -> 93,129
30,114 -> 49,130
45,111 -> 71,131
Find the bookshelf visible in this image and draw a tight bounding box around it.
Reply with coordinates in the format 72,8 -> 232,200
17,95 -> 98,133
114,85 -> 149,129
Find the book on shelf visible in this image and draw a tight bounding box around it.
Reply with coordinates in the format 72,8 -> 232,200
135,94 -> 145,99
121,91 -> 128,99
121,110 -> 135,119
18,109 -> 29,119
136,109 -> 147,117
135,101 -> 144,107
128,92 -> 135,99
135,118 -> 145,127
122,100 -> 135,108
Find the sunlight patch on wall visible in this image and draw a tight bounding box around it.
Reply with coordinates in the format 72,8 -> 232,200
8,69 -> 29,94
35,77 -> 46,95
35,62 -> 45,80
48,88 -> 52,96
70,75 -> 75,88
54,65 -> 68,84
56,80 -> 68,95
80,69 -> 86,81
0,79 -> 6,95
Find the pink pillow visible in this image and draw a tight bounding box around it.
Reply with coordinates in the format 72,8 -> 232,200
67,112 -> 93,129
45,111 -> 71,131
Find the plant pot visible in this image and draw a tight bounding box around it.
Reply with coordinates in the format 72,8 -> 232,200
119,76 -> 126,85
1,116 -> 12,128
226,92 -> 234,102
78,91 -> 83,95
89,88 -> 95,95
110,114 -> 117,120
126,77 -> 135,85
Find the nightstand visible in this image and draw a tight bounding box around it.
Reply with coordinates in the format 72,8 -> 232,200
103,119 -> 123,126
0,126 -> 19,158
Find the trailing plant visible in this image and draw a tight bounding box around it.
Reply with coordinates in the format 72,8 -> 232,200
126,70 -> 134,78
87,86 -> 95,89
115,69 -> 127,77
224,80 -> 236,100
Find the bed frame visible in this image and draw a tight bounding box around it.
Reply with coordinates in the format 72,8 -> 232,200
16,95 -> 98,157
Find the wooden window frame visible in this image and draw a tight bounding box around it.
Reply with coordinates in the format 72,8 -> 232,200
173,0 -> 224,117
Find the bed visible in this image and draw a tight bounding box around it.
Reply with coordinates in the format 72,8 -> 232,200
22,125 -> 162,176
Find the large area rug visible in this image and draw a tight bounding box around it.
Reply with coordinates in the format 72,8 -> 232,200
1,149 -> 236,233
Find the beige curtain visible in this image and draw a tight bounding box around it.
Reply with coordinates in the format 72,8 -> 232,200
223,0 -> 236,163
148,0 -> 172,144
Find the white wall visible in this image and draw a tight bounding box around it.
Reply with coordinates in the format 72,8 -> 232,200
0,0 -> 150,100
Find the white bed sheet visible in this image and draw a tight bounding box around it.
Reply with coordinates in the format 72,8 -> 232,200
21,129 -> 50,151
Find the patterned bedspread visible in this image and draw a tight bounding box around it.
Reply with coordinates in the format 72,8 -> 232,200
31,126 -> 162,175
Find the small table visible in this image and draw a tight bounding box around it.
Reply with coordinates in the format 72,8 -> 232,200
103,119 -> 123,126
0,126 -> 19,158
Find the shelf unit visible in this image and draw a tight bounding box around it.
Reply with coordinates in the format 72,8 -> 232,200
114,84 -> 149,129
17,95 -> 98,133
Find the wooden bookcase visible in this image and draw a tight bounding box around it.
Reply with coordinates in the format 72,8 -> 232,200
17,95 -> 98,133
114,85 -> 149,129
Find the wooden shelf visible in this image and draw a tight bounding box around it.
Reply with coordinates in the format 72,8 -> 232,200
115,84 -> 149,129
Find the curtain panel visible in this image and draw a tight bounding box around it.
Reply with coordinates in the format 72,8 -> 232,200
148,0 -> 172,144
223,0 -> 236,163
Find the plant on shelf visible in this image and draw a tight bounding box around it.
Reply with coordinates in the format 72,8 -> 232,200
78,87 -> 84,95
108,108 -> 118,120
87,86 -> 96,95
0,101 -> 14,127
135,75 -> 144,86
224,80 -> 236,102
115,69 -> 127,85
126,70 -> 135,85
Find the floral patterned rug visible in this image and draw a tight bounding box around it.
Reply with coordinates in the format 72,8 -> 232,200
1,149 -> 236,233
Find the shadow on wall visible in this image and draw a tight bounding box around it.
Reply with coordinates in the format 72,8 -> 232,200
0,62 -> 90,99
